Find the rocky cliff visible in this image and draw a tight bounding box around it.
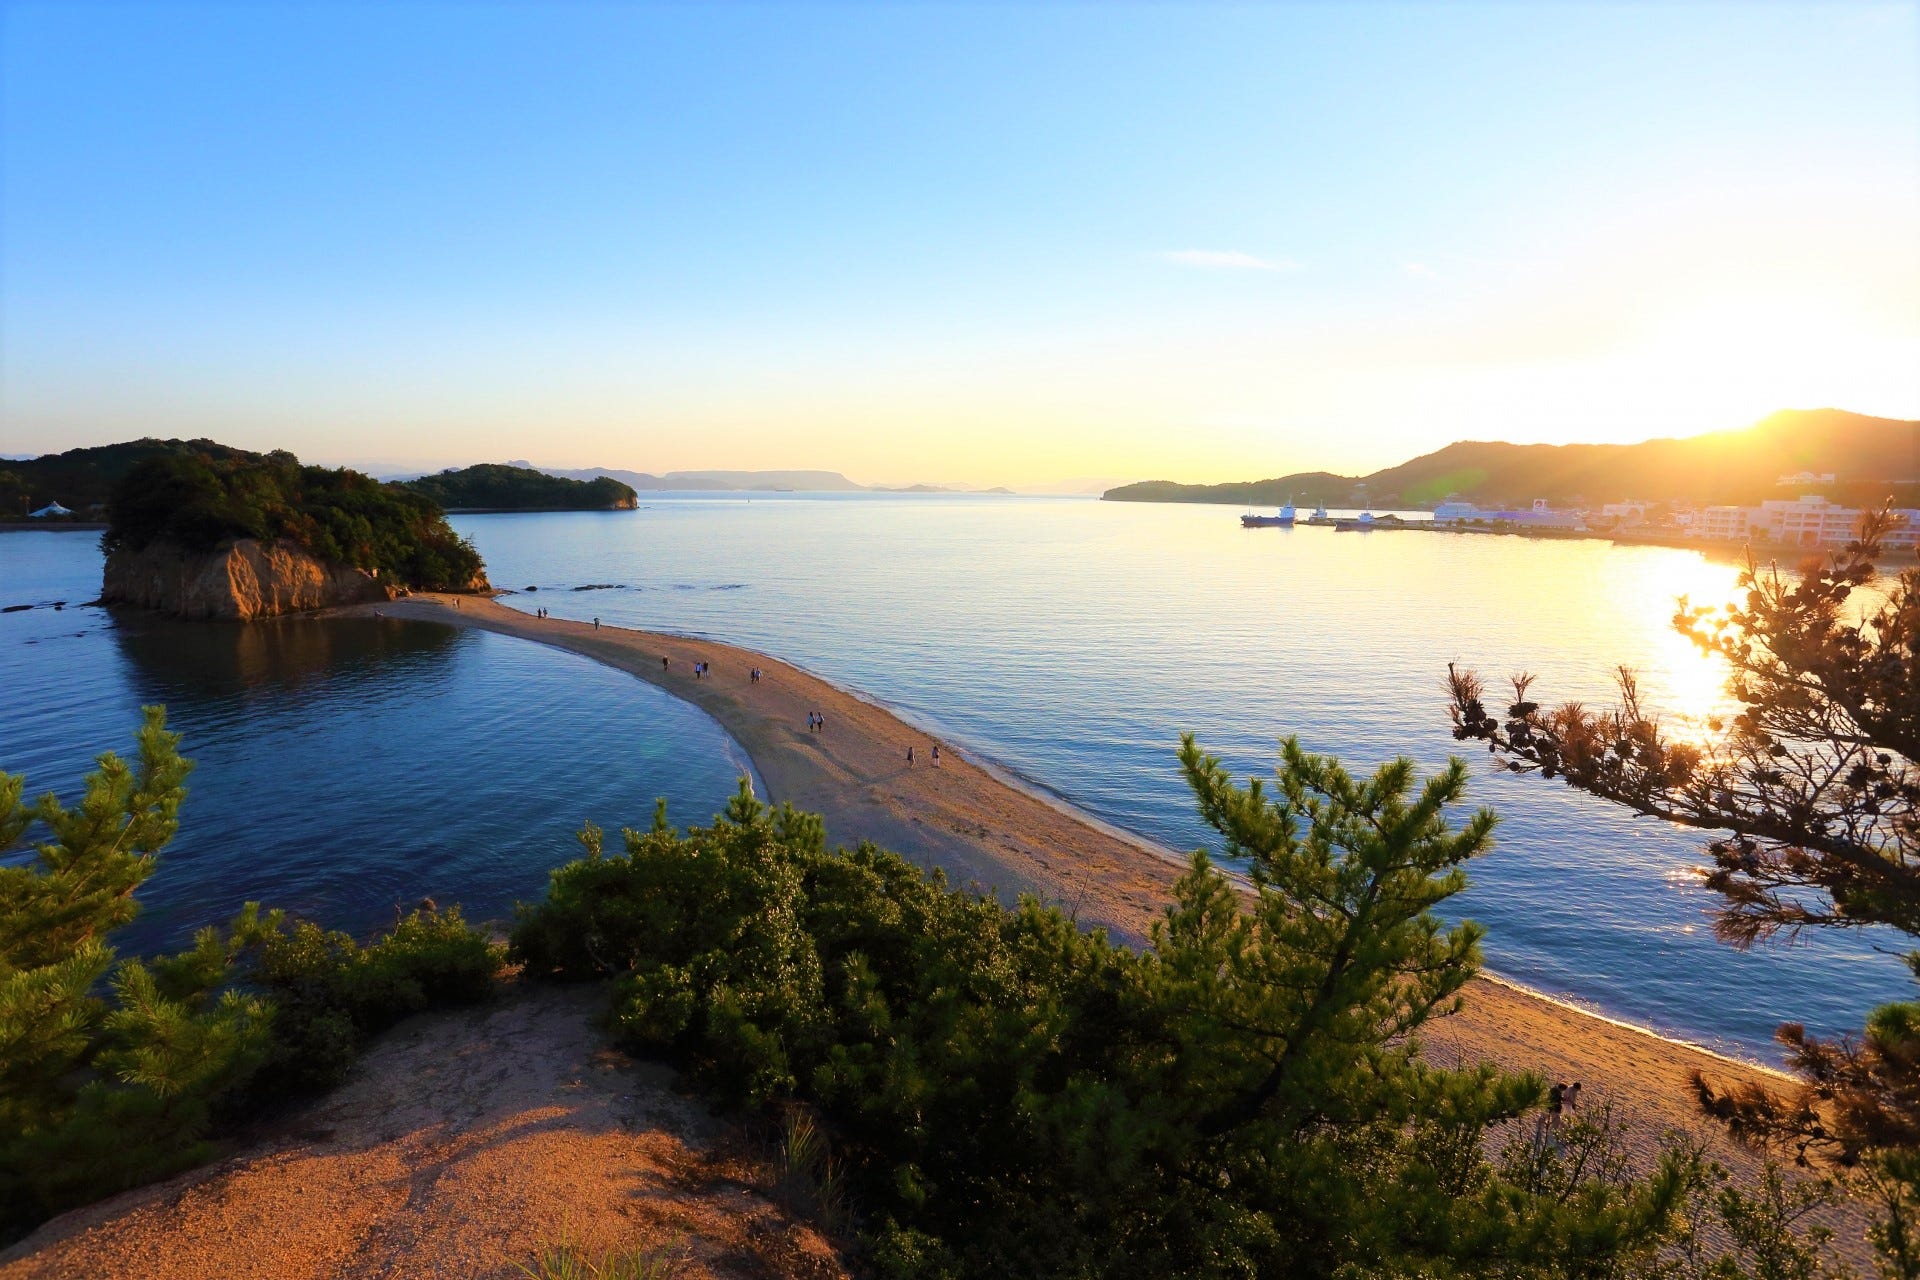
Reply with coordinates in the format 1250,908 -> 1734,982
101,539 -> 469,620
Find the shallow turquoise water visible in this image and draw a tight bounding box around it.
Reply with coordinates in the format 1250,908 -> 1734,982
0,529 -> 757,955
457,494 -> 1910,1060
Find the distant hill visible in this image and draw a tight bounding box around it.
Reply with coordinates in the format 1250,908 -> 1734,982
401,464 -> 638,511
1103,409 -> 1920,508
0,438 -> 265,517
516,462 -> 866,492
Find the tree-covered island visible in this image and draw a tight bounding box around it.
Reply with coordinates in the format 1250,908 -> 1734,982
399,463 -> 639,511
96,444 -> 487,616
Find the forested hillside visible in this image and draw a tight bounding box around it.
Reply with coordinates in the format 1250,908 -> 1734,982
1104,409 -> 1919,508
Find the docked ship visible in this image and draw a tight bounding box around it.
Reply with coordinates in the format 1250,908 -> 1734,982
1240,501 -> 1297,528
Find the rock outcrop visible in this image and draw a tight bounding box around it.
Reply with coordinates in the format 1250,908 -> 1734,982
102,539 -> 431,620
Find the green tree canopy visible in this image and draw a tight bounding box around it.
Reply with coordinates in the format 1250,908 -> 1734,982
1447,508 -> 1920,1276
105,448 -> 485,591
400,463 -> 637,511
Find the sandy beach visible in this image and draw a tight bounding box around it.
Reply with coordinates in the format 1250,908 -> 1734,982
367,594 -> 1791,1116
7,590 -> 1862,1278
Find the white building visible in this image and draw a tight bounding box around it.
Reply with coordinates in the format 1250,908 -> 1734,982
1777,471 -> 1837,487
1689,496 -> 1920,552
1433,498 -> 1582,529
1764,497 -> 1863,549
1599,500 -> 1651,525
1692,505 -> 1766,541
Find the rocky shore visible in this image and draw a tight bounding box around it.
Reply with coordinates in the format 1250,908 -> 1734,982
100,539 -> 487,620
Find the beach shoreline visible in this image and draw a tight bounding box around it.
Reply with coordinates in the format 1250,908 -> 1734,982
337,594 -> 1802,1147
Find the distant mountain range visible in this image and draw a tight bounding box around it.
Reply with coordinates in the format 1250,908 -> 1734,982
515,463 -> 866,492
1103,409 -> 1920,509
508,462 -> 1011,495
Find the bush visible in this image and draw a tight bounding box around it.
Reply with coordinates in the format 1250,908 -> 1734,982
238,903 -> 501,1092
0,710 -> 502,1239
513,748 -> 1733,1278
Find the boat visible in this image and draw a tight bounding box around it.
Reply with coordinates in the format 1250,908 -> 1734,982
1240,501 -> 1297,528
1302,503 -> 1335,526
1334,511 -> 1410,532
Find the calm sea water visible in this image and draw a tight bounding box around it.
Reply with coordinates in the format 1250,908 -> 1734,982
457,494 -> 1909,1060
0,530 -> 756,956
2,498 -> 1907,1060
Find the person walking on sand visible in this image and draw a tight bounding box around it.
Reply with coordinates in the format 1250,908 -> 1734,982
593,617 -> 599,629
932,743 -> 940,767
907,746 -> 915,766
1531,1080 -> 1581,1161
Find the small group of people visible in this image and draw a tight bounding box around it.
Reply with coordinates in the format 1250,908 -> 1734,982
749,667 -> 763,683
692,661 -> 711,679
905,743 -> 941,767
534,607 -> 549,619
807,711 -> 827,733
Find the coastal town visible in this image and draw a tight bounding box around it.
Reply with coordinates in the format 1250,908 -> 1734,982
1225,467 -> 1920,555
1427,483 -> 1920,553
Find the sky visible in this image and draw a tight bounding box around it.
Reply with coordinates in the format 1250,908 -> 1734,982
2,1 -> 1917,488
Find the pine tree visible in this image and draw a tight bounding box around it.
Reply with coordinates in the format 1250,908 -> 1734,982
1447,508 -> 1920,1276
0,707 -> 271,1231
1,708 -> 500,1239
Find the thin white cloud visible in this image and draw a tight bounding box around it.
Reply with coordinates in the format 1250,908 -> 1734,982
1161,249 -> 1298,272
1402,262 -> 1439,279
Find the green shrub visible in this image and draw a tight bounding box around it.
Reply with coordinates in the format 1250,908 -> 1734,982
514,747 -> 1735,1278
0,710 -> 501,1239
517,1233 -> 684,1280
238,903 -> 501,1092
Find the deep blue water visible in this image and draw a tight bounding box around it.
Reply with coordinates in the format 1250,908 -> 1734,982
0,529 -> 756,955
2,499 -> 1909,1060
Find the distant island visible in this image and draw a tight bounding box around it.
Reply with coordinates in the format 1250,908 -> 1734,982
100,444 -> 487,619
400,463 -> 638,511
1103,408 -> 1920,510
507,461 -> 1015,495
515,462 -> 870,493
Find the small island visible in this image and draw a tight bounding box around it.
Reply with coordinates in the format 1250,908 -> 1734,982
399,463 -> 639,511
102,446 -> 488,619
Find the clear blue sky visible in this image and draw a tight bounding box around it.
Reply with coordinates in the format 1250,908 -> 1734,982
4,1 -> 1916,485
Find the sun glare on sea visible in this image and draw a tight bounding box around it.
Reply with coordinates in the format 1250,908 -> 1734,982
1601,551 -> 1744,742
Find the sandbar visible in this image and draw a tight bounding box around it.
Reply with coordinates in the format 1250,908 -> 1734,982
343,594 -> 1856,1229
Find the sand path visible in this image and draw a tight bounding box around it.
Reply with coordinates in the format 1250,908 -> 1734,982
372,594 -> 1789,1112
2,983 -> 847,1280
4,592 -> 1871,1275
